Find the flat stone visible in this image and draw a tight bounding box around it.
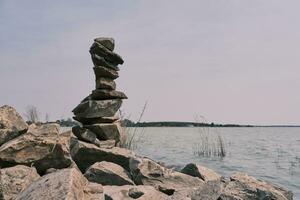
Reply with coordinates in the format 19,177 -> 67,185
93,66 -> 119,79
0,165 -> 40,200
95,77 -> 116,90
16,168 -> 104,200
94,37 -> 114,51
84,161 -> 134,186
0,124 -> 72,174
91,54 -> 120,71
72,125 -> 99,144
90,42 -> 124,65
84,122 -> 124,144
0,105 -> 28,146
97,140 -> 116,149
73,116 -> 119,125
70,138 -> 136,172
72,100 -> 122,118
90,89 -> 127,100
219,172 -> 293,200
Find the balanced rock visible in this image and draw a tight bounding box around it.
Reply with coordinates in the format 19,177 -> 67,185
90,42 -> 124,65
94,37 -> 115,51
91,54 -> 120,71
0,124 -> 72,174
90,89 -> 127,100
0,165 -> 40,200
84,122 -> 123,142
70,138 -> 136,172
16,168 -> 104,200
96,77 -> 116,90
73,116 -> 119,125
72,125 -> 99,145
93,66 -> 119,79
72,100 -> 122,118
84,161 -> 134,186
219,172 -> 293,200
181,163 -> 221,182
0,105 -> 28,146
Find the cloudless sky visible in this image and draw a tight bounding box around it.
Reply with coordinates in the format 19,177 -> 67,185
1,0 -> 300,125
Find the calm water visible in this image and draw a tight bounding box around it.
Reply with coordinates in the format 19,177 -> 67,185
128,127 -> 300,199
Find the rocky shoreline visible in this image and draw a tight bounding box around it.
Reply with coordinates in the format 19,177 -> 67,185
0,37 -> 294,200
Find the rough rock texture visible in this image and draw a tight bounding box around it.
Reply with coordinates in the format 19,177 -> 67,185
0,105 -> 28,146
129,157 -> 221,198
93,66 -> 119,79
73,116 -> 119,125
72,100 -> 122,118
84,161 -> 134,186
71,138 -> 136,173
219,172 -> 293,200
16,168 -> 104,200
0,165 -> 40,200
0,124 -> 72,174
92,54 -> 120,71
181,163 -> 221,182
72,125 -> 100,145
90,42 -> 124,65
84,123 -> 123,141
90,89 -> 127,100
94,37 -> 115,51
96,77 -> 116,90
103,185 -> 169,200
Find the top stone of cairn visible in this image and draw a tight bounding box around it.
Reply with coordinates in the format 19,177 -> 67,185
94,37 -> 115,51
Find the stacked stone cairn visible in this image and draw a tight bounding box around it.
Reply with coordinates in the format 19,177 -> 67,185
72,37 -> 127,148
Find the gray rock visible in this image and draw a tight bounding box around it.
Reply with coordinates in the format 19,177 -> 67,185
16,168 -> 104,200
103,185 -> 169,200
0,124 -> 72,174
73,116 -> 119,125
90,89 -> 127,100
130,158 -> 222,199
84,122 -> 123,142
72,125 -> 100,144
97,140 -> 116,149
93,66 -> 119,79
90,42 -> 124,65
0,105 -> 28,146
72,100 -> 122,118
91,54 -> 120,71
70,138 -> 136,172
96,77 -> 116,90
84,161 -> 134,186
219,172 -> 293,200
94,37 -> 115,51
181,163 -> 221,182
0,165 -> 40,200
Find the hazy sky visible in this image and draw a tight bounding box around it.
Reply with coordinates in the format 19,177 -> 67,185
1,0 -> 300,125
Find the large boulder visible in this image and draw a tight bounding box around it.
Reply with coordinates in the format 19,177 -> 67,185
16,168 -> 104,200
95,77 -> 116,90
84,161 -> 134,186
70,138 -> 137,173
103,185 -> 169,200
94,37 -> 115,51
0,165 -> 40,200
93,66 -> 119,79
90,89 -> 127,100
0,124 -> 72,174
181,163 -> 221,182
0,105 -> 28,146
72,100 -> 122,118
90,41 -> 124,65
219,172 -> 293,200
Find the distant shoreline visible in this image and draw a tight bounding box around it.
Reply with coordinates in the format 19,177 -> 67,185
124,121 -> 300,128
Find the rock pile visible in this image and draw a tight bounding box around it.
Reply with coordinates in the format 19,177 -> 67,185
72,37 -> 127,148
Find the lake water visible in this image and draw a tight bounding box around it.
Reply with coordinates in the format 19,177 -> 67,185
127,127 -> 300,199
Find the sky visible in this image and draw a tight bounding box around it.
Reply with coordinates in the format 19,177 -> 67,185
1,0 -> 300,125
